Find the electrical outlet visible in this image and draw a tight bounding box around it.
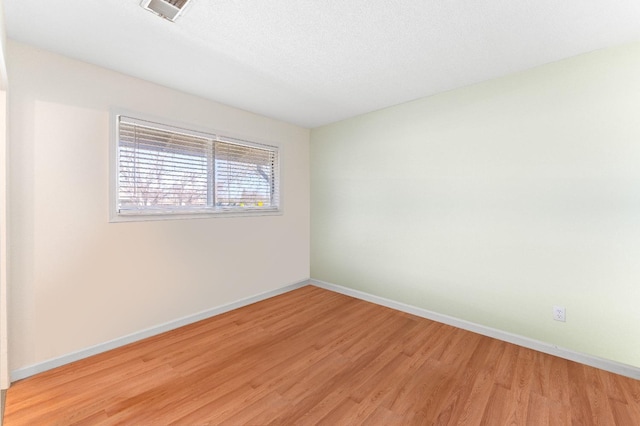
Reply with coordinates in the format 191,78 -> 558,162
553,306 -> 566,322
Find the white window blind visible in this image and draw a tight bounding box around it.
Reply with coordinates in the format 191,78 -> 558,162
116,115 -> 280,216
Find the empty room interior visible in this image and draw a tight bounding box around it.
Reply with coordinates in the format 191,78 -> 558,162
1,0 -> 640,424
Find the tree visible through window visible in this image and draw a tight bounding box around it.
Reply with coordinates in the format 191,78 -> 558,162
116,115 -> 279,216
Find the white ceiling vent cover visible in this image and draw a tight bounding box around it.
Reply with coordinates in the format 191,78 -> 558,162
141,0 -> 192,22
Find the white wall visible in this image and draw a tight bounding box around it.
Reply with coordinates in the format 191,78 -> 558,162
0,1 -> 9,389
0,90 -> 8,388
8,41 -> 310,373
311,42 -> 640,368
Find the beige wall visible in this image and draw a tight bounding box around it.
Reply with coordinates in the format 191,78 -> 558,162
311,42 -> 640,368
0,1 -> 9,388
0,90 -> 8,388
8,41 -> 310,372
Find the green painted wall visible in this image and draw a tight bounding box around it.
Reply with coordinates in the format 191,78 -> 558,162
311,42 -> 640,368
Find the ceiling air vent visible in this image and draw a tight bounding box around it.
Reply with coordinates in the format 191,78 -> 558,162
141,0 -> 192,22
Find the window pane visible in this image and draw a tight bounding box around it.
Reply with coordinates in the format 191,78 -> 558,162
119,146 -> 209,208
215,141 -> 276,208
118,119 -> 211,211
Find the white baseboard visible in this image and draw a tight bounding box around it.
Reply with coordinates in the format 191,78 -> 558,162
310,279 -> 640,380
11,279 -> 310,382
13,278 -> 640,382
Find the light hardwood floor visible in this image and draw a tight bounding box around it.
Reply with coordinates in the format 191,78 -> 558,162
4,286 -> 640,425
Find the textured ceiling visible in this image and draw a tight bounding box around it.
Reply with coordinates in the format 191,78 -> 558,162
4,0 -> 640,128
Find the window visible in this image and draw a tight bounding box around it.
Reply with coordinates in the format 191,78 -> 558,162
114,115 -> 280,218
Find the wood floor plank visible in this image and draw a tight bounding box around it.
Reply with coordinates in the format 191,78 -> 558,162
447,338 -> 506,425
4,286 -> 640,425
567,361 -> 596,425
494,342 -> 519,390
549,355 -> 572,409
508,348 -> 535,424
618,376 -> 640,420
526,392 -> 550,426
583,365 -> 617,425
480,383 -> 514,425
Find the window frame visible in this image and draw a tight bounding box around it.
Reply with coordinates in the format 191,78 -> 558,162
109,110 -> 283,222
